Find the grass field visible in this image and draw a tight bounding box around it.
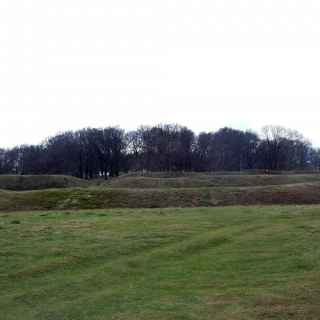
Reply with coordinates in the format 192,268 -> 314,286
1,206 -> 320,319
1,173 -> 320,319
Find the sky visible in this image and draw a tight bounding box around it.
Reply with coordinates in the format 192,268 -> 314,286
1,0 -> 320,147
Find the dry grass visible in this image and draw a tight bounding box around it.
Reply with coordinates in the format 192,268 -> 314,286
0,175 -> 89,191
2,182 -> 320,211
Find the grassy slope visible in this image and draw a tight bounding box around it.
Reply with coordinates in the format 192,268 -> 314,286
106,174 -> 320,189
0,175 -> 89,191
1,206 -> 320,319
2,183 -> 320,211
2,174 -> 320,211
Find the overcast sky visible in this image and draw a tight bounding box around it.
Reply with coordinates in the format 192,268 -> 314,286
1,0 -> 320,148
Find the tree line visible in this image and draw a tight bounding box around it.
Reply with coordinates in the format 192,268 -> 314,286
0,124 -> 319,178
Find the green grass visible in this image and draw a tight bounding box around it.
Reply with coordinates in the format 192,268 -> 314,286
1,206 -> 320,319
0,175 -> 89,191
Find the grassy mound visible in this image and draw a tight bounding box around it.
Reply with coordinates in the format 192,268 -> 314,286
0,175 -> 89,191
122,170 -> 320,178
2,182 -> 320,211
107,174 -> 320,189
2,173 -> 320,211
1,206 -> 320,319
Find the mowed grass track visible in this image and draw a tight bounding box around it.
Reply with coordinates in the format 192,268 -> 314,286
1,206 -> 320,319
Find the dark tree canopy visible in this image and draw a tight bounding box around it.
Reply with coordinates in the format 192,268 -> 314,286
1,124 -> 319,178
